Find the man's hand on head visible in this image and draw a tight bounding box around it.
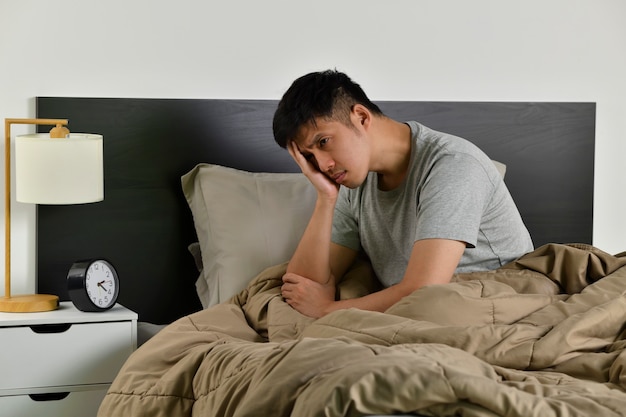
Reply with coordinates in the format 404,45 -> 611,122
287,141 -> 339,200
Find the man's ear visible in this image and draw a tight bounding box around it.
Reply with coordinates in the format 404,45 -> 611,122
351,104 -> 371,129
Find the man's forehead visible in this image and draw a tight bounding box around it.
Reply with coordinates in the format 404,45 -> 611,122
292,120 -> 321,147
293,117 -> 335,146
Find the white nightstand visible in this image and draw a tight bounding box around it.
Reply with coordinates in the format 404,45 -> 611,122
0,301 -> 137,417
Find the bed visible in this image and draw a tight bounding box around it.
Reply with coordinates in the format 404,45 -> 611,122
33,98 -> 626,417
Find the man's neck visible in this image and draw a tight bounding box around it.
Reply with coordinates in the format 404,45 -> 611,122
370,119 -> 412,191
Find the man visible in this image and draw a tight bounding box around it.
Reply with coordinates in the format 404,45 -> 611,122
273,70 -> 533,318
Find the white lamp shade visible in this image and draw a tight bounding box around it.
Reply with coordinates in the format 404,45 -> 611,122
15,133 -> 104,204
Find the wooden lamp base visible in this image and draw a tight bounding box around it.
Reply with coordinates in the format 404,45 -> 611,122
0,294 -> 59,313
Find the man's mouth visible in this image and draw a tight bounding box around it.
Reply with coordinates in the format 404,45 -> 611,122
332,171 -> 346,184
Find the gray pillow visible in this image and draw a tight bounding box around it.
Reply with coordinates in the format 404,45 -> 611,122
181,164 -> 316,308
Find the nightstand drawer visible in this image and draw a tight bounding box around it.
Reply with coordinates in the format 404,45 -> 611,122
0,386 -> 108,417
0,321 -> 133,391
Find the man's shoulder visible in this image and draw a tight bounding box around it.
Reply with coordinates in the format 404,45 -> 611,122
411,122 -> 479,152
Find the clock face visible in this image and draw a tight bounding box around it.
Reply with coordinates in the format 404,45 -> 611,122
85,260 -> 118,309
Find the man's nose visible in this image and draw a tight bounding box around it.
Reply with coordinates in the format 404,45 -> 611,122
318,155 -> 334,173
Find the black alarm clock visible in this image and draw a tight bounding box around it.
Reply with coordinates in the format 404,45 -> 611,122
67,259 -> 120,312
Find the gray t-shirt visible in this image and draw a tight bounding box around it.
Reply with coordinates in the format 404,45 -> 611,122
332,121 -> 534,287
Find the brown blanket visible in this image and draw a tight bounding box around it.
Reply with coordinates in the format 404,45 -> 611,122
98,244 -> 626,417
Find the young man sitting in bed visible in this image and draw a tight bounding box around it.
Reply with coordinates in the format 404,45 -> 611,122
273,69 -> 533,318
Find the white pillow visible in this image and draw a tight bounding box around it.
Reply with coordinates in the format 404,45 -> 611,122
181,164 -> 316,308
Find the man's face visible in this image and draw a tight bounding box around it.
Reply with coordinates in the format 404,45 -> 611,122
293,115 -> 370,189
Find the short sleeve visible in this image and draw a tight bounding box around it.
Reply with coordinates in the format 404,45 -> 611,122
331,187 -> 362,251
415,153 -> 495,247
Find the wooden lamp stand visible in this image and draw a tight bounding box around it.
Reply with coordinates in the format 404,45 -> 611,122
0,118 -> 69,312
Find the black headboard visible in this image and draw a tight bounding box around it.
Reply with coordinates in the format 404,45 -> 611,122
35,98 -> 595,324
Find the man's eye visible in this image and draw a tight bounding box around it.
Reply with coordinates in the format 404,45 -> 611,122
319,138 -> 329,147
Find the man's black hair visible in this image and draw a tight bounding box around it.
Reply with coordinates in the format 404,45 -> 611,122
272,70 -> 383,148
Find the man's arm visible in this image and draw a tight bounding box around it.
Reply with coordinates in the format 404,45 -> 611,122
284,140 -> 352,285
286,196 -> 337,284
282,242 -> 358,317
329,238 -> 465,313
285,182 -> 358,289
282,238 -> 465,317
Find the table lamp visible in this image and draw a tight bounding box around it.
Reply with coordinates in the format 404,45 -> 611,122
1,118 -> 103,313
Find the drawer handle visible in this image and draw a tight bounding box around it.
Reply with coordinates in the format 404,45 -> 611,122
29,392 -> 70,402
29,323 -> 72,334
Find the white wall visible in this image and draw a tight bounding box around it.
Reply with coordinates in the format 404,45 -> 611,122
1,0 -> 625,294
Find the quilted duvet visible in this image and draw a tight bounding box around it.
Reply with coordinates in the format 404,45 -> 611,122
98,244 -> 626,417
